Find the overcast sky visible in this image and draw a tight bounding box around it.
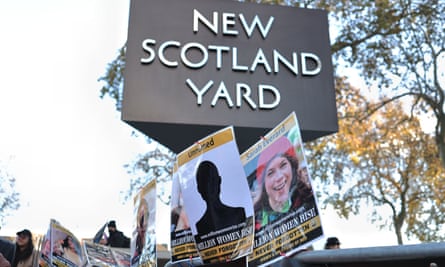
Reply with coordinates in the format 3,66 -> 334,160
0,0 -> 418,250
0,0 -> 149,239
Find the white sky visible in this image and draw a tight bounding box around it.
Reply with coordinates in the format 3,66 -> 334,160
0,0 -> 147,240
0,0 -> 418,252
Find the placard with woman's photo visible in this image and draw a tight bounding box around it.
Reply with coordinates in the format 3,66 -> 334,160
241,112 -> 324,267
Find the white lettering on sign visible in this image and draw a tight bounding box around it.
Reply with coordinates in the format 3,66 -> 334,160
208,45 -> 230,69
181,42 -> 208,68
232,47 -> 248,71
141,40 -> 312,77
186,79 -> 213,105
159,41 -> 180,67
236,83 -> 256,109
139,8 -> 324,110
301,53 -> 322,76
211,81 -> 234,107
193,9 -> 274,39
186,79 -> 280,110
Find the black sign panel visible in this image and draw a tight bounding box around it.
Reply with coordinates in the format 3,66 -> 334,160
122,0 -> 337,153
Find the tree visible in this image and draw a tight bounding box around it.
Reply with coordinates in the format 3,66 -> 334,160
306,79 -> 445,244
250,0 -> 445,167
0,163 -> 20,226
326,0 -> 445,168
99,45 -> 125,112
123,146 -> 175,205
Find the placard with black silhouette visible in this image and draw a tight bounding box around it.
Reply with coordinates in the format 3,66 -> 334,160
177,126 -> 254,264
241,112 -> 324,267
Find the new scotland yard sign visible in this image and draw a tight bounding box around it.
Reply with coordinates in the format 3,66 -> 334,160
122,0 -> 337,153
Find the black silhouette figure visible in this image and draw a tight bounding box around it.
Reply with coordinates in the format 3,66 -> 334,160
195,161 -> 246,236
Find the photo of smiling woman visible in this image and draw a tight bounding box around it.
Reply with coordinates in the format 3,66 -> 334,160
254,135 -> 314,229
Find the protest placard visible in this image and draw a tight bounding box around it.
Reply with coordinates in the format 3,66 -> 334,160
131,180 -> 157,267
83,241 -> 118,267
177,127 -> 254,264
83,241 -> 131,267
241,112 -> 324,266
170,161 -> 199,263
49,220 -> 84,267
39,227 -> 51,267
